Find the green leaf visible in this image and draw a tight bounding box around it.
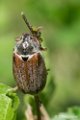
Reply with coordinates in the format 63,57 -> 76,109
0,83 -> 20,120
0,83 -> 10,94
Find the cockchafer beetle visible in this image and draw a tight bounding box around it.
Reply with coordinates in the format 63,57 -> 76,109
13,12 -> 47,94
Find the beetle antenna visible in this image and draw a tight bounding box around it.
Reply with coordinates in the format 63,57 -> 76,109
21,12 -> 33,34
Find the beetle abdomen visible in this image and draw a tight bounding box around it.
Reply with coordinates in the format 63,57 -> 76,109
13,52 -> 47,94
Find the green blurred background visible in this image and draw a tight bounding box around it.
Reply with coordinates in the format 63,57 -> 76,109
1,0 -> 80,119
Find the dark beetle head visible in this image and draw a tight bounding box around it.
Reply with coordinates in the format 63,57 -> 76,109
14,33 -> 41,56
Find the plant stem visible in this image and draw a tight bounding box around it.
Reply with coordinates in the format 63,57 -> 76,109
34,95 -> 41,120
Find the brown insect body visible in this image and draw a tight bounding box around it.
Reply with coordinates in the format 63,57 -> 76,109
13,32 -> 47,94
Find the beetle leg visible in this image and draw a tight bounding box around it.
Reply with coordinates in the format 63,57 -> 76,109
7,86 -> 18,93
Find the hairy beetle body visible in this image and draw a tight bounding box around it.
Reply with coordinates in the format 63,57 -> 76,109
13,33 -> 47,94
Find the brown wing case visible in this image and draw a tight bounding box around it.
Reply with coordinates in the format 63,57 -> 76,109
13,52 -> 47,94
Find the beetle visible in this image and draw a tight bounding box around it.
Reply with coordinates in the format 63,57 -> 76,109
13,12 -> 47,94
